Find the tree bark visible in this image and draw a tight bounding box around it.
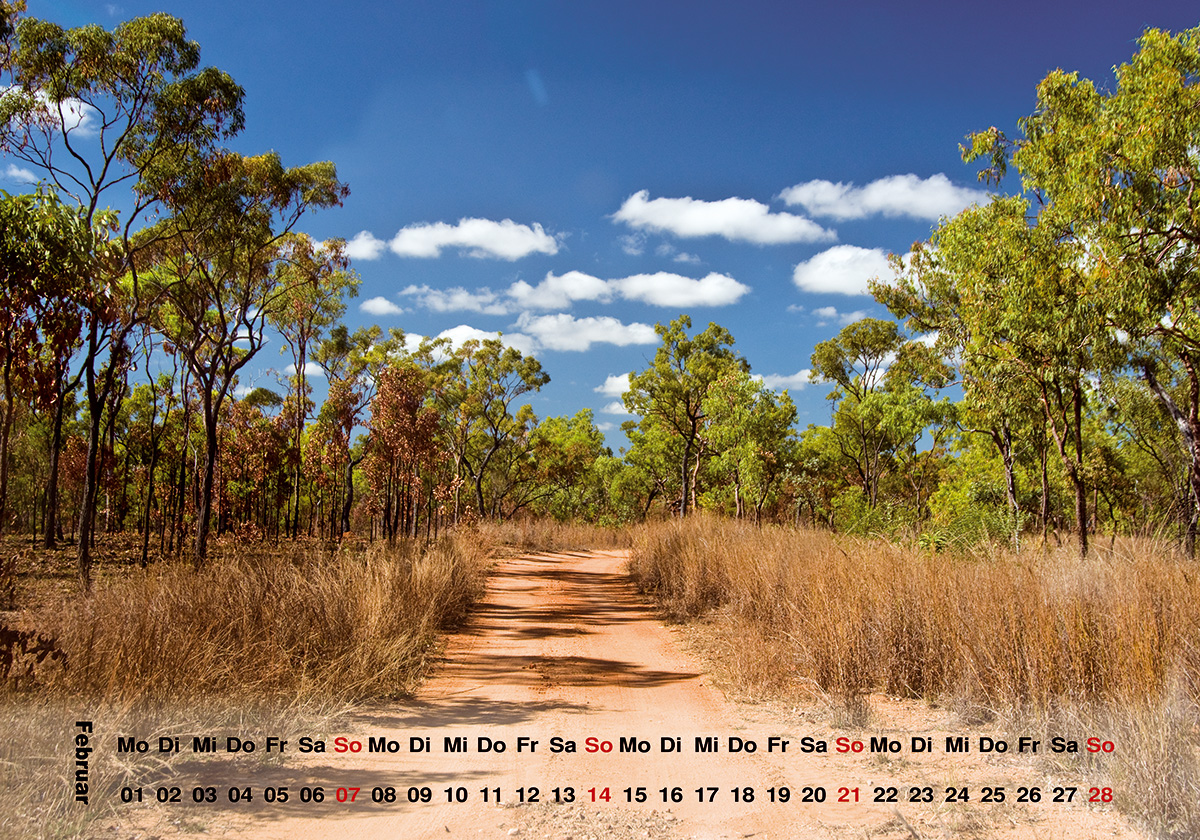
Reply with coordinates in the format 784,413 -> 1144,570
1142,359 -> 1200,557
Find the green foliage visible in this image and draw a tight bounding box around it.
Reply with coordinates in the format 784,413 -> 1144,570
700,369 -> 796,520
809,318 -> 949,512
623,315 -> 748,516
528,409 -> 610,521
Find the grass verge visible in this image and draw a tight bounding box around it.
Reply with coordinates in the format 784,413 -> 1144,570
628,515 -> 1200,838
0,532 -> 492,839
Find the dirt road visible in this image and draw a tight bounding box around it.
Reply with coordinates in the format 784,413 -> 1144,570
130,550 -> 1142,840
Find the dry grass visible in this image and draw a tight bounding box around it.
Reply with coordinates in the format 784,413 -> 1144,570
5,533 -> 490,703
628,516 -> 1200,837
476,518 -> 634,554
0,532 -> 493,839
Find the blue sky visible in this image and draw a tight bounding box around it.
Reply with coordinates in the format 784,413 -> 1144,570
12,1 -> 1200,443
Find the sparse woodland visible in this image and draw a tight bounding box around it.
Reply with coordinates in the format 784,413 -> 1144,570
4,8 -> 1200,838
2,8 -> 1200,585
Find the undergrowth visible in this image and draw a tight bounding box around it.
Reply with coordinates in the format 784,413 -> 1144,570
0,532 -> 493,839
30,534 -> 491,703
628,515 -> 1200,838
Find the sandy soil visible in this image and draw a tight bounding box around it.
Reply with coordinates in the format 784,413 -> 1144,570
111,550 -> 1146,840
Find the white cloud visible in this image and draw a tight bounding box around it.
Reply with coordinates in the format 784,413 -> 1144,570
0,88 -> 96,137
515,313 -> 658,352
389,218 -> 559,260
435,325 -> 537,357
50,95 -> 97,137
401,332 -> 426,354
400,284 -> 509,315
44,94 -> 97,137
813,306 -> 868,326
345,231 -> 388,261
602,401 -> 632,415
792,245 -> 892,295
655,242 -> 702,265
404,269 -> 751,314
284,362 -> 325,377
359,296 -> 405,316
614,272 -> 749,306
4,164 -> 36,183
613,190 -> 835,245
594,373 -> 631,397
508,270 -> 614,309
755,370 -> 813,391
780,173 -> 988,221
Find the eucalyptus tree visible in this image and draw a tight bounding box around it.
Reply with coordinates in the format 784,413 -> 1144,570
0,10 -> 243,583
968,26 -> 1200,553
266,234 -> 358,538
929,26 -> 1200,552
876,197 -> 1104,555
527,410 -> 610,521
313,324 -> 386,535
435,338 -> 549,519
623,316 -> 747,516
806,316 -> 945,511
137,151 -> 348,564
0,187 -> 116,538
701,369 -> 796,520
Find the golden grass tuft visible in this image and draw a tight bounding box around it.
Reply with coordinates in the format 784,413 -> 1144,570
629,516 -> 1200,710
0,533 -> 492,839
22,533 -> 490,704
629,516 -> 1200,835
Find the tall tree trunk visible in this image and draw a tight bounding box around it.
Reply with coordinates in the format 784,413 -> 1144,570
0,344 -> 13,536
1143,359 -> 1200,557
340,455 -> 360,536
194,407 -> 219,568
679,442 -> 691,518
77,332 -> 107,588
140,445 -> 160,568
78,331 -> 131,587
1072,380 -> 1088,559
43,370 -> 67,549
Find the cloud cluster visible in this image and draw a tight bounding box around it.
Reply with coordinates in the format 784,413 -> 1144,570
434,325 -> 537,357
359,296 -> 405,316
595,373 -> 633,414
812,306 -> 868,326
755,370 -> 813,391
515,313 -> 657,352
400,284 -> 509,315
594,373 -> 631,397
792,245 -> 892,296
383,270 -> 750,317
780,174 -> 987,221
346,218 -> 559,261
374,317 -> 656,357
283,362 -> 325,377
613,190 -> 834,245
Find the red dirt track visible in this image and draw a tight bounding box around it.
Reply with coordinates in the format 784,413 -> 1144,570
128,550 -> 1143,840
